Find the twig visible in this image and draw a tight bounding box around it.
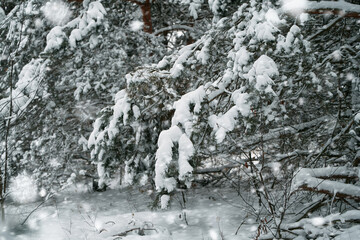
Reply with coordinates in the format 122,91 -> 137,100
21,193 -> 53,225
112,227 -> 158,237
307,16 -> 343,41
235,214 -> 248,235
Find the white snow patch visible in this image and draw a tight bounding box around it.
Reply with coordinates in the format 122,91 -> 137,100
270,162 -> 281,175
335,225 -> 360,240
97,162 -> 106,188
160,194 -> 170,209
246,55 -> 278,94
232,91 -> 251,117
0,59 -> 49,118
157,58 -> 169,69
1,187 -> 256,239
170,42 -> 198,77
299,13 -> 309,25
140,174 -> 149,186
68,1 -> 107,48
355,113 -> 360,123
155,126 -> 183,192
178,134 -> 194,181
252,55 -> 279,77
172,86 -> 206,135
233,47 -> 250,74
108,89 -> 131,139
196,37 -> 212,65
189,1 -> 201,19
214,106 -> 238,143
44,26 -> 66,53
266,8 -> 285,27
255,22 -> 276,41
292,167 -> 360,199
310,217 -> 325,227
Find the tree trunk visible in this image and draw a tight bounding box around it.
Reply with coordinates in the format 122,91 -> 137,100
125,0 -> 153,33
352,75 -> 360,166
352,76 -> 360,114
1,201 -> 4,222
0,173 -> 4,222
141,0 -> 152,33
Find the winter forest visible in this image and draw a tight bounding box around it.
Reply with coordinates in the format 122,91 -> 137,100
0,0 -> 359,239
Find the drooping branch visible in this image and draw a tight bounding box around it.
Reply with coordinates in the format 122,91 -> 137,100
305,9 -> 360,18
284,1 -> 360,18
290,196 -> 327,223
292,167 -> 360,202
306,1 -> 360,18
301,166 -> 359,180
286,210 -> 360,231
154,24 -> 194,36
296,184 -> 360,201
239,116 -> 330,150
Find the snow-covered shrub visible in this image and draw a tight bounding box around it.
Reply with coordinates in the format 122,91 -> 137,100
88,2 -> 360,233
88,0 -> 320,209
151,0 -> 330,209
0,0 -> 169,193
88,67 -> 181,188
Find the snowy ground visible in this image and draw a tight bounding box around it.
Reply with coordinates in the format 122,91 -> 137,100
1,186 -> 259,240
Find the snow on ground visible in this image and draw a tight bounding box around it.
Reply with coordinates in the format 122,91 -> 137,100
1,187 -> 257,240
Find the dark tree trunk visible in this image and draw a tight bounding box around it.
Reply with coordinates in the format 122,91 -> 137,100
140,0 -> 153,33
125,0 -> 153,33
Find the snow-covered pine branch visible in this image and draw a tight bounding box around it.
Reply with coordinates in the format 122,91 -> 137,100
292,166 -> 360,201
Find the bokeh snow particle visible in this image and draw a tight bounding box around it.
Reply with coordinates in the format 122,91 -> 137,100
39,188 -> 47,197
130,20 -> 143,32
209,229 -> 219,240
9,173 -> 38,204
42,0 -> 72,26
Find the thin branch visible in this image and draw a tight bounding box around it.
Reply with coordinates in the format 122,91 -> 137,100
21,193 -> 54,225
112,227 -> 158,237
154,24 -> 194,35
123,0 -> 143,6
309,118 -> 354,165
306,16 -> 343,41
